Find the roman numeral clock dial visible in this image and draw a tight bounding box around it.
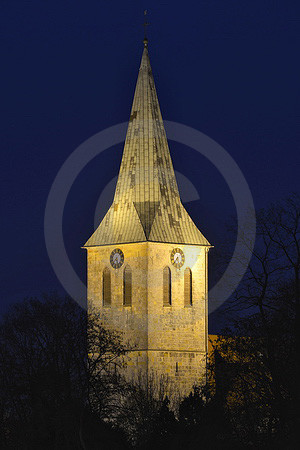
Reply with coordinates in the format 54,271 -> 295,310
110,248 -> 124,269
170,248 -> 185,269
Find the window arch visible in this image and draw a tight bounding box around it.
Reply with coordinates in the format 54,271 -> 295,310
163,266 -> 171,306
184,267 -> 192,306
123,265 -> 132,306
103,267 -> 111,306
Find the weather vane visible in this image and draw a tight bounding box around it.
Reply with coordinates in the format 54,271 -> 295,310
143,10 -> 149,44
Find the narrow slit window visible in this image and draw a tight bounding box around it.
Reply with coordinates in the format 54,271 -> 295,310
103,267 -> 111,306
163,266 -> 171,306
123,265 -> 132,306
184,268 -> 192,306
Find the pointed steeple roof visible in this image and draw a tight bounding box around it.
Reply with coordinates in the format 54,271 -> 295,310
84,42 -> 210,247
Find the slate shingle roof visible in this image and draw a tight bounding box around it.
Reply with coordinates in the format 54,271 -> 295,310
84,43 -> 210,247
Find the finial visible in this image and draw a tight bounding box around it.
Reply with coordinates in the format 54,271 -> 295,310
143,10 -> 149,47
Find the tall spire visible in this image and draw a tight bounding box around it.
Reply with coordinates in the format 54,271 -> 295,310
84,42 -> 209,247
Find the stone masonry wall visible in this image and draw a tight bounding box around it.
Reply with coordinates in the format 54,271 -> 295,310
86,241 -> 208,397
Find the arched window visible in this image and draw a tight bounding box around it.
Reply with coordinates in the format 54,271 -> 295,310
184,268 -> 192,306
123,265 -> 132,306
103,267 -> 111,306
163,266 -> 171,306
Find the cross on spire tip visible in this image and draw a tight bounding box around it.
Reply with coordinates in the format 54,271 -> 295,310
143,10 -> 149,47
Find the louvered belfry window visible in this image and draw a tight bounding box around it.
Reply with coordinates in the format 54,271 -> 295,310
123,265 -> 132,306
184,268 -> 192,306
163,266 -> 171,306
103,267 -> 111,306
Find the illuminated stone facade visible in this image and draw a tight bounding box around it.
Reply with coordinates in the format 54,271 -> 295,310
84,39 -> 211,396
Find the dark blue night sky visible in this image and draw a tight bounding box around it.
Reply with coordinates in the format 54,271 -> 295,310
1,1 -> 299,330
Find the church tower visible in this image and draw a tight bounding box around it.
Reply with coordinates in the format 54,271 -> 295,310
84,37 -> 211,396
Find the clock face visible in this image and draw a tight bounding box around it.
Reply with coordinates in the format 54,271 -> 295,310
170,248 -> 185,269
110,248 -> 124,269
